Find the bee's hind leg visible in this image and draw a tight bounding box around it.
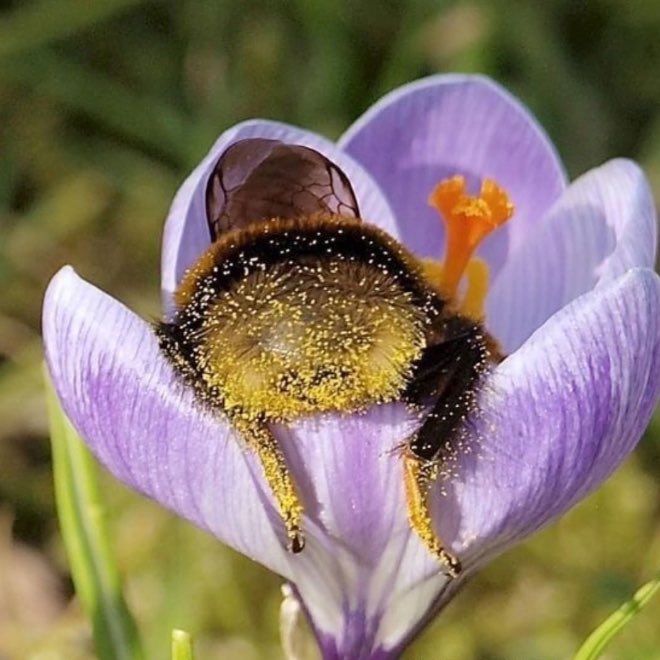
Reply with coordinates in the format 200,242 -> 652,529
402,324 -> 488,578
243,422 -> 305,553
403,451 -> 462,578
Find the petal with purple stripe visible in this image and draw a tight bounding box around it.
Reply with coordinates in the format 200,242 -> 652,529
340,74 -> 567,277
443,268 -> 660,568
43,266 -> 292,574
280,409 -> 450,656
488,159 -> 658,352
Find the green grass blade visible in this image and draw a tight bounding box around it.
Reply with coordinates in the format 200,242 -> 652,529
574,572 -> 660,660
0,0 -> 146,57
5,49 -> 193,165
46,374 -> 144,660
171,629 -> 194,660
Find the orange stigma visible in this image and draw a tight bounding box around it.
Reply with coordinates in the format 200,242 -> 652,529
429,176 -> 514,300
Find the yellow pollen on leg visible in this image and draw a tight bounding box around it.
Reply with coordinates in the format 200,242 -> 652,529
403,452 -> 461,578
243,422 -> 305,553
428,175 -> 514,302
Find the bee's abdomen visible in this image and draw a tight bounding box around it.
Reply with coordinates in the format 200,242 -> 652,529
159,254 -> 430,423
157,214 -> 454,424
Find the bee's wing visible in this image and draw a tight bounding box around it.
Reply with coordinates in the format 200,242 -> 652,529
205,138 -> 360,240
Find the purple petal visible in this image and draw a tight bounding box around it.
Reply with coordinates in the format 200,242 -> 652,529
161,120 -> 398,312
43,267 -> 292,575
340,74 -> 567,276
278,410 -> 452,654
489,159 -> 658,352
386,266 -> 660,655
43,267 -> 453,654
442,268 -> 660,568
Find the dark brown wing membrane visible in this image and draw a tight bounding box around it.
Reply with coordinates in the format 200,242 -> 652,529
205,138 -> 360,240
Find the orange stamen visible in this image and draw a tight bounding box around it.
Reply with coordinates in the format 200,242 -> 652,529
429,176 -> 514,299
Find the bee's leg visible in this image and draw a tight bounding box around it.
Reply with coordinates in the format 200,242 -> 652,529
402,323 -> 488,578
244,423 -> 305,553
403,452 -> 461,577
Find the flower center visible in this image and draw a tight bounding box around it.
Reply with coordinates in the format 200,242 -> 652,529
423,175 -> 514,318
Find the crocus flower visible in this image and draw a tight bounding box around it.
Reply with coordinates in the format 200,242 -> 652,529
43,75 -> 660,659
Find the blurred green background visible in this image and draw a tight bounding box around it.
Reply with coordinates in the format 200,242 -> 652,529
1,0 -> 660,658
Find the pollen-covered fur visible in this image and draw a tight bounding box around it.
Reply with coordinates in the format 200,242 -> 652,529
157,210 -> 493,571
158,213 -> 453,425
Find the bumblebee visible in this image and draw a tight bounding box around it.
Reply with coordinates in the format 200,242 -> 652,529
157,138 -> 512,577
